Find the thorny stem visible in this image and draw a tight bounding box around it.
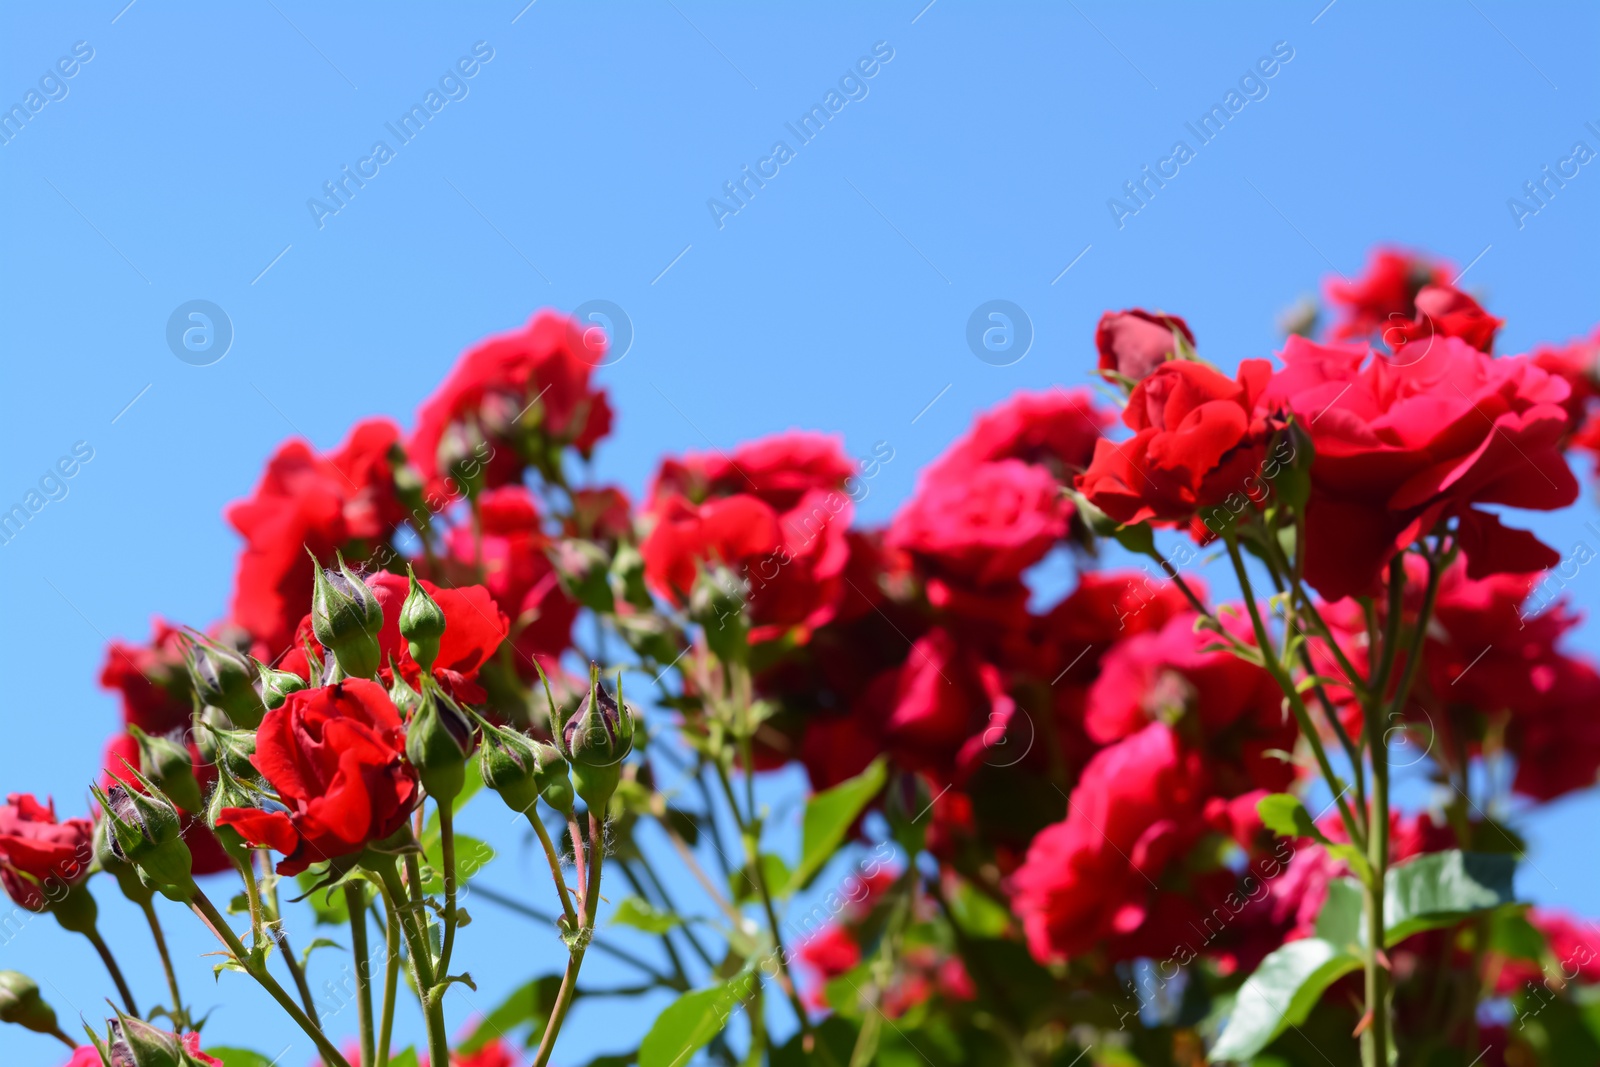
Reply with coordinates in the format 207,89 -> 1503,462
568,816 -> 589,902
527,809 -> 580,929
438,804 -> 460,977
139,898 -> 185,1028
257,849 -> 320,1027
377,893 -> 401,1067
191,888 -> 351,1067
377,860 -> 451,1067
532,811 -> 607,1067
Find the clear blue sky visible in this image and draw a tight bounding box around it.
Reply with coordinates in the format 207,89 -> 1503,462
2,2 -> 1597,1063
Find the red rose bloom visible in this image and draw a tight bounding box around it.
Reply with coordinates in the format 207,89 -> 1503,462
642,494 -> 782,603
882,628 -> 1015,779
0,795 -> 93,911
226,419 -> 404,658
1011,722 -> 1210,962
1075,359 -> 1272,534
218,680 -> 418,875
1387,284 -> 1503,355
1096,309 -> 1195,383
409,311 -> 613,494
1325,247 -> 1450,341
1258,335 -> 1577,600
889,459 -> 1068,586
1530,324 -> 1600,434
925,388 -> 1110,482
98,618 -> 193,735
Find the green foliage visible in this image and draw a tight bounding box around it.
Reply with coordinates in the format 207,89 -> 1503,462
787,757 -> 887,893
638,981 -> 748,1067
611,896 -> 683,934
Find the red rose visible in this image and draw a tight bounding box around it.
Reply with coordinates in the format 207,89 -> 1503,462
651,430 -> 855,513
98,618 -> 193,735
1530,325 -> 1600,432
1494,909 -> 1600,994
0,795 -> 93,911
1387,284 -> 1503,354
642,493 -> 782,603
881,628 -> 1015,779
925,388 -> 1111,482
409,311 -> 613,495
1096,309 -> 1195,383
565,485 -> 634,543
1507,655 -> 1600,801
889,459 -> 1068,586
1325,247 -> 1450,341
1075,359 -> 1272,533
364,572 -> 508,701
218,680 -> 418,875
226,419 -> 404,658
1011,722 -> 1210,962
1258,335 -> 1577,600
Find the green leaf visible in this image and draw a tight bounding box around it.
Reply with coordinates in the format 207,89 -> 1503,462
612,896 -> 683,934
1208,938 -> 1360,1062
1383,849 -> 1516,945
1254,793 -> 1370,883
388,1051 -> 420,1067
732,853 -> 792,905
787,757 -> 887,893
457,974 -> 565,1054
300,937 -> 343,968
1313,877 -> 1364,951
206,1050 -> 275,1067
639,981 -> 748,1067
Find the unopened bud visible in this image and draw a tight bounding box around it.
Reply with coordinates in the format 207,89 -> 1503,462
0,970 -> 59,1036
480,721 -> 573,817
252,658 -> 307,711
93,817 -> 152,906
405,689 -> 476,801
311,552 -> 384,680
128,727 -> 202,813
93,775 -> 194,902
554,665 -> 636,810
108,1013 -> 197,1067
399,568 -> 447,674
185,637 -> 263,729
196,711 -> 257,779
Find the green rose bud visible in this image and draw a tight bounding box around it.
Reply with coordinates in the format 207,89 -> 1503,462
185,636 -> 263,729
405,688 -> 476,801
93,816 -> 152,906
127,726 -> 203,814
399,566 -> 447,674
105,1013 -> 208,1067
252,657 -> 307,711
92,773 -> 194,902
552,664 -> 636,811
310,551 -> 384,680
480,719 -> 573,817
196,710 -> 257,779
0,970 -> 60,1037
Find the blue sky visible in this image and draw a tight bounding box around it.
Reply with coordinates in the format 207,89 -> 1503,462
2,1 -> 1598,1063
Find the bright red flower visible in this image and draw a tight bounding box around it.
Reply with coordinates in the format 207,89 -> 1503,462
925,388 -> 1111,482
1531,324 -> 1600,434
1096,309 -> 1195,384
642,493 -> 782,602
98,618 -> 193,735
1387,284 -> 1503,354
364,572 -> 508,701
882,628 -> 1015,779
1011,722 -> 1210,962
218,680 -> 418,875
565,485 -> 634,543
1086,612 -> 1296,793
1493,908 -> 1600,994
651,430 -> 856,513
1325,247 -> 1451,341
1258,335 -> 1578,600
1076,359 -> 1273,534
226,419 -> 404,658
889,459 -> 1068,586
409,311 -> 613,494
0,795 -> 93,911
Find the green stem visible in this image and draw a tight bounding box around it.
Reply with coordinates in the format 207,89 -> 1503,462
1225,537 -> 1365,848
192,889 -> 351,1067
438,804 -> 459,977
256,849 -> 320,1027
533,810 -> 607,1067
377,860 -> 450,1067
139,898 -> 185,1027
48,1024 -> 77,1049
528,810 -> 580,929
377,894 -> 401,1067
83,926 -> 138,1017
346,883 -> 376,1067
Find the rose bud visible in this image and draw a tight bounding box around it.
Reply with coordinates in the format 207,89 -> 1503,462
310,551 -> 384,680
105,1013 -> 209,1067
0,970 -> 60,1038
127,727 -> 203,814
480,718 -> 573,817
689,566 -> 749,667
1095,308 -> 1196,388
195,712 -> 257,779
93,815 -> 154,906
553,664 -> 636,811
399,566 -> 447,674
252,658 -> 307,711
405,688 -> 477,801
185,636 -> 263,729
203,764 -> 261,864
92,774 -> 194,902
